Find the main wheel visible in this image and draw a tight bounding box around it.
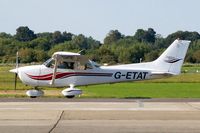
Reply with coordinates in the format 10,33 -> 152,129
66,95 -> 75,98
30,96 -> 37,98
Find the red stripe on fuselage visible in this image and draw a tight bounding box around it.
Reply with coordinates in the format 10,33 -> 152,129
26,72 -> 113,80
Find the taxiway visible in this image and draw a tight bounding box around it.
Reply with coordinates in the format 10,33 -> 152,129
0,99 -> 200,133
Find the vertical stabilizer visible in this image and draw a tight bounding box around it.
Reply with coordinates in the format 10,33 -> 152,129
153,39 -> 190,74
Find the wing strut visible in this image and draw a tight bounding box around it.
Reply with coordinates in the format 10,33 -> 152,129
50,55 -> 59,85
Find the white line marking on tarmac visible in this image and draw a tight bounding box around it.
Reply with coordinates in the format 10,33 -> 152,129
0,108 -> 155,110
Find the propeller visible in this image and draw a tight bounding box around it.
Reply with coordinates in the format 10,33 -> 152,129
14,51 -> 19,90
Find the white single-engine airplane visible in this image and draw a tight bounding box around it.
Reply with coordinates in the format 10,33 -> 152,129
10,39 -> 190,98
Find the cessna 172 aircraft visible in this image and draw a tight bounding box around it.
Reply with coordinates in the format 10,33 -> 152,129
10,39 -> 190,98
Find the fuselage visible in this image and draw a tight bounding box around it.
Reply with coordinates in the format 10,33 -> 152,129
15,63 -> 158,87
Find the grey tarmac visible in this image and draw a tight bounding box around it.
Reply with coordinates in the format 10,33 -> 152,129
0,99 -> 200,133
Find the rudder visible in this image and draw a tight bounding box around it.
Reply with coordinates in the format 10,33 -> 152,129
153,39 -> 191,75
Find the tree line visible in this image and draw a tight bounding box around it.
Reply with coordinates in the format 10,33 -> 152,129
0,26 -> 200,64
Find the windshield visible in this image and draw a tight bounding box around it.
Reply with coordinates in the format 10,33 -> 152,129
43,58 -> 54,67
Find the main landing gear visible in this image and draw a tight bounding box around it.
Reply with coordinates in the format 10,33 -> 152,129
62,85 -> 82,98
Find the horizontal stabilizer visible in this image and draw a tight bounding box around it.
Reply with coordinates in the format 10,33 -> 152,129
150,72 -> 176,79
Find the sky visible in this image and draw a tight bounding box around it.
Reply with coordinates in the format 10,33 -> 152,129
0,0 -> 200,42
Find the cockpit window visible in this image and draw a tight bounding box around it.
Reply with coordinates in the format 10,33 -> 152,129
85,62 -> 93,69
43,58 -> 54,68
43,58 -> 97,70
91,61 -> 100,68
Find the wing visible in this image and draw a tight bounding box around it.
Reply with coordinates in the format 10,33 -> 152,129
52,51 -> 89,65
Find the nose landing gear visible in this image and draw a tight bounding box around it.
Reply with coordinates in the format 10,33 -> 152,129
26,87 -> 44,98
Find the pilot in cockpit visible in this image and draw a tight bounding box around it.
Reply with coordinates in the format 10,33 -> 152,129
58,61 -> 74,69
